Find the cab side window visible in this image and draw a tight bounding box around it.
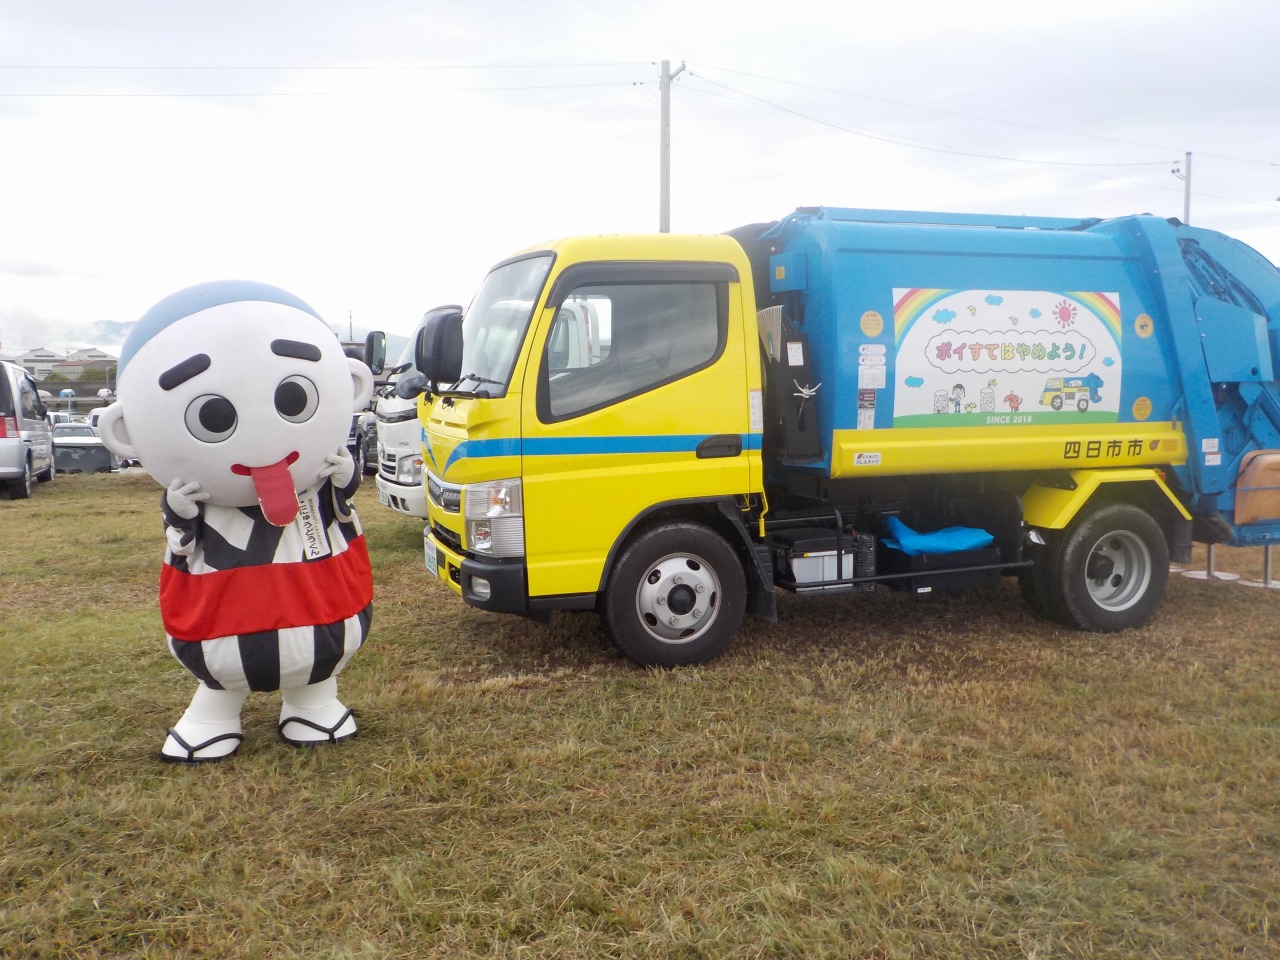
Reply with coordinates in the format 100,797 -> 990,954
541,281 -> 724,421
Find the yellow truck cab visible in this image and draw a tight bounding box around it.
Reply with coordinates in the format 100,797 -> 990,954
406,233 -> 765,665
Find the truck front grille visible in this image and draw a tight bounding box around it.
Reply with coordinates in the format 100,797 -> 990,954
426,472 -> 462,514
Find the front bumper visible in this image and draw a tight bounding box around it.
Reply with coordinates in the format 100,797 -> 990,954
425,528 -> 530,614
376,474 -> 427,518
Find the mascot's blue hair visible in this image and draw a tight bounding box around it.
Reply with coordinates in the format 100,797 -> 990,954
119,280 -> 324,373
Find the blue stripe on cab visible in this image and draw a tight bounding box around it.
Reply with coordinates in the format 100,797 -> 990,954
440,433 -> 762,473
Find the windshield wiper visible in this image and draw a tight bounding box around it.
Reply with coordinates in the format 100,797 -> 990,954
442,372 -> 505,397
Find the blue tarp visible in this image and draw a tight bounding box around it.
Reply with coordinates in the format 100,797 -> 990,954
882,515 -> 994,557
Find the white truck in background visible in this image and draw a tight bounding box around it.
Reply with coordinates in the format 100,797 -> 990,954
375,305 -> 462,517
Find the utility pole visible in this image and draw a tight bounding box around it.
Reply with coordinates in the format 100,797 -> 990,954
1182,151 -> 1192,225
659,59 -> 686,233
1173,151 -> 1192,224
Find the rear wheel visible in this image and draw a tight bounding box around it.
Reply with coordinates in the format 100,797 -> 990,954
602,522 -> 746,666
1036,502 -> 1168,631
1018,541 -> 1064,622
9,459 -> 32,499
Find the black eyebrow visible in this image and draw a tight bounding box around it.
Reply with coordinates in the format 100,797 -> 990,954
271,339 -> 322,362
159,354 -> 211,391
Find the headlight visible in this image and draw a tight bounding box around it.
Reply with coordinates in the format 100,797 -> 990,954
463,478 -> 524,557
396,455 -> 424,484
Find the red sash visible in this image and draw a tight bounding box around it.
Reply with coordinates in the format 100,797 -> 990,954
161,535 -> 372,641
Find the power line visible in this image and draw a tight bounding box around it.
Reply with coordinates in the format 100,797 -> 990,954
688,62 -> 1280,170
0,61 -> 651,71
680,74 -> 1279,212
0,81 -> 639,99
685,72 -> 1175,169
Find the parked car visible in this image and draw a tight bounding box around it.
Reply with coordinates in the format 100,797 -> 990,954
87,407 -> 109,434
356,409 -> 378,475
0,360 -> 55,499
52,422 -> 119,474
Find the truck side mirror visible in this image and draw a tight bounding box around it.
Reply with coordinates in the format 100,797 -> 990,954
364,331 -> 386,376
415,307 -> 465,386
394,372 -> 429,400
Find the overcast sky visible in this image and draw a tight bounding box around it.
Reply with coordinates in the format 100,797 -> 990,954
2,0 -> 1278,356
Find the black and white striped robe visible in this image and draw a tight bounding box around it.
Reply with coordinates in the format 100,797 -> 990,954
159,473 -> 373,692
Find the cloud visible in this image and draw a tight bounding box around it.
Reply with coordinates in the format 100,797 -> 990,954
904,376 -> 925,388
985,295 -> 1004,306
0,260 -> 75,278
932,309 -> 956,324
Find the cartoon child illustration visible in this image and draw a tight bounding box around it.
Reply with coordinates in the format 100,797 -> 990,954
950,383 -> 965,413
98,281 -> 375,763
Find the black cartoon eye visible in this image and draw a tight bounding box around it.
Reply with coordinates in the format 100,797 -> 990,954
184,394 -> 237,443
275,375 -> 319,423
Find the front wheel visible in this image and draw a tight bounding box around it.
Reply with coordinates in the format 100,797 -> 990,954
1039,502 -> 1168,632
602,522 -> 746,666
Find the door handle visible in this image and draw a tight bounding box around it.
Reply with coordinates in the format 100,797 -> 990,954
696,434 -> 742,459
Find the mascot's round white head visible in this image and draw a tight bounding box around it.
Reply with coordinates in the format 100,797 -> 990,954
99,280 -> 373,521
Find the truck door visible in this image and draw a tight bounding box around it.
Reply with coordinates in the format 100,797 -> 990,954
520,261 -> 755,599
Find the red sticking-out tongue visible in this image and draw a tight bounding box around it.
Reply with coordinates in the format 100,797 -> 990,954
231,453 -> 300,526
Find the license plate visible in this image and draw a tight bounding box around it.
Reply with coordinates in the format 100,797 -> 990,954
378,486 -> 390,506
424,541 -> 439,577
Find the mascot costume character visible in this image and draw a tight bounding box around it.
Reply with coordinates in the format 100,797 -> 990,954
99,280 -> 375,763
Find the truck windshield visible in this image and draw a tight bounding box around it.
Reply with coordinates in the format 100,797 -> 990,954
452,254 -> 553,395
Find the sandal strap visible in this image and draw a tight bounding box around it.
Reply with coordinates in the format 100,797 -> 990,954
278,708 -> 354,744
162,727 -> 243,763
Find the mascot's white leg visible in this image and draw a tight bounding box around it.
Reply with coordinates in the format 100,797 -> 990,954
278,677 -> 357,746
161,685 -> 248,763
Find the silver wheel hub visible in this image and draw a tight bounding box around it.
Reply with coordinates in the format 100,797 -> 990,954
635,552 -> 721,644
1085,530 -> 1151,612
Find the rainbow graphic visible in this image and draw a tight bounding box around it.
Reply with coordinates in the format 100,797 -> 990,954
893,288 -> 951,341
894,288 -> 1121,343
1067,291 -> 1122,341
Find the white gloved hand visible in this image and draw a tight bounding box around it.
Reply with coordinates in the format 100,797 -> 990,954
318,449 -> 355,489
166,479 -> 209,520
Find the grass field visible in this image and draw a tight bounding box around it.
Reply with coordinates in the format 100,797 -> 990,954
2,471 -> 1278,959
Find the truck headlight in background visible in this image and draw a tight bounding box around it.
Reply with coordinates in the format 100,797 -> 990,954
396,454 -> 424,484
463,478 -> 524,557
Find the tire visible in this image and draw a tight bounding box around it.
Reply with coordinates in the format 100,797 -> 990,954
351,441 -> 365,478
1076,398 -> 1089,413
1018,540 -> 1065,623
602,522 -> 747,666
1050,395 -> 1064,411
9,459 -> 32,500
362,434 -> 378,475
1040,502 -> 1168,632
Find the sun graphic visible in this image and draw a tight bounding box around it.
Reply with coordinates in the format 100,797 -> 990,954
1053,299 -> 1078,328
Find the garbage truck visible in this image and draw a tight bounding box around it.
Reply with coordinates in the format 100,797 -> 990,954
380,206 -> 1280,666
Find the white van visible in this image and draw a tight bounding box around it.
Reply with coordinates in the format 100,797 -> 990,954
0,360 -> 55,499
374,304 -> 463,518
